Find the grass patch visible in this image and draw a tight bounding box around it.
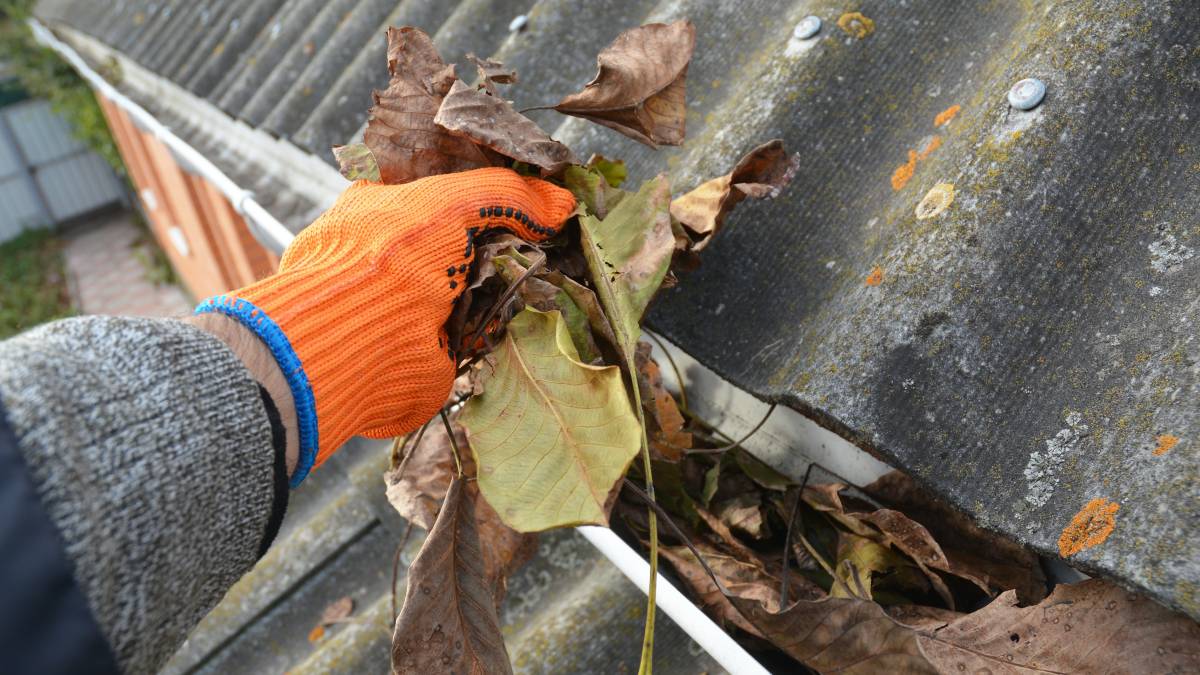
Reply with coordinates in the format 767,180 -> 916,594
0,228 -> 73,338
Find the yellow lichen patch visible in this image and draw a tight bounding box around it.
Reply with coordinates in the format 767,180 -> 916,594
1058,498 -> 1120,557
891,150 -> 917,190
837,12 -> 876,39
865,266 -> 884,287
918,135 -> 942,160
916,183 -> 955,220
1153,434 -> 1180,456
934,104 -> 961,127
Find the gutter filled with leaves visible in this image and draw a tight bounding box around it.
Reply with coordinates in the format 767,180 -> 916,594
344,20 -> 1198,675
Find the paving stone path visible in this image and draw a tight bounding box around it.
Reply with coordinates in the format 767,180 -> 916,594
62,211 -> 191,317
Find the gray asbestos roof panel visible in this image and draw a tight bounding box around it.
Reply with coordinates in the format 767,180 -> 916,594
35,0 -> 1200,652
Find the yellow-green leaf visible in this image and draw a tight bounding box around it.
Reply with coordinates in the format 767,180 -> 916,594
459,308 -> 640,532
331,143 -> 380,182
578,174 -> 673,356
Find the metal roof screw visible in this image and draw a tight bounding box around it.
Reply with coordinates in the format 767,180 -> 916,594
508,15 -> 529,32
794,16 -> 822,40
1007,77 -> 1046,110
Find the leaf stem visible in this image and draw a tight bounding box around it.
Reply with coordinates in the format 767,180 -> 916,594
626,352 -> 659,675
440,410 -> 465,478
780,464 -> 815,606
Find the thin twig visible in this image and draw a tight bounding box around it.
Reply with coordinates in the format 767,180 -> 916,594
645,331 -> 688,412
780,463 -> 816,606
466,253 -> 546,351
391,421 -> 432,483
684,403 -> 777,454
622,478 -> 728,595
440,410 -> 464,478
390,521 -> 414,622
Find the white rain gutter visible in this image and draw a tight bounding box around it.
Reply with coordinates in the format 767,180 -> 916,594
30,17 -> 776,675
28,18 -> 297,251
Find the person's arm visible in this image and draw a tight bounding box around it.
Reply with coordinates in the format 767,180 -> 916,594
0,168 -> 573,673
0,315 -> 289,673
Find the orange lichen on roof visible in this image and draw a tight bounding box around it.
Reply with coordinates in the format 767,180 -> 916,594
1153,434 -> 1180,456
918,135 -> 943,160
934,104 -> 961,127
1058,497 -> 1119,557
837,12 -> 876,39
308,625 -> 326,642
891,150 -> 918,190
865,266 -> 884,286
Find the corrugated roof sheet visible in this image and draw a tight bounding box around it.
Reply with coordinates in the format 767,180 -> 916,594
33,0 -> 1200,656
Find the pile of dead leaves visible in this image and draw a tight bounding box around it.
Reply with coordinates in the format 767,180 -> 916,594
611,382 -> 1200,672
342,19 -> 1198,675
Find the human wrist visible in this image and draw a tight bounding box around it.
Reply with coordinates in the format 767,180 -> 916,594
182,312 -> 300,480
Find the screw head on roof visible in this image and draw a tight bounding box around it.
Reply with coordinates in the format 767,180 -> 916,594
509,15 -> 528,32
1008,78 -> 1046,110
794,16 -> 822,40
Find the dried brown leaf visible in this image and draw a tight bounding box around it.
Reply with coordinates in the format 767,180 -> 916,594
731,579 -> 1200,673
670,140 -> 799,250
659,546 -> 767,638
436,80 -> 578,175
468,476 -> 538,605
392,478 -> 512,674
864,470 -> 1047,603
695,507 -> 758,563
383,421 -> 459,531
467,52 -> 516,94
383,418 -> 536,604
364,27 -> 497,184
634,347 -> 691,460
715,494 -> 768,540
319,596 -> 354,625
553,20 -> 695,147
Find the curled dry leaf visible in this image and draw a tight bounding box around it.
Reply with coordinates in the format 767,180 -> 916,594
364,27 -> 498,184
383,416 -> 536,604
383,418 -> 461,531
865,471 -> 1047,603
392,478 -> 513,675
634,345 -> 691,460
732,579 -> 1200,673
331,143 -> 380,182
435,80 -> 579,176
320,596 -> 355,625
715,493 -> 769,540
467,53 -> 516,89
670,139 -> 800,250
459,308 -> 641,531
802,484 -> 980,609
553,20 -> 696,148
493,254 -> 602,363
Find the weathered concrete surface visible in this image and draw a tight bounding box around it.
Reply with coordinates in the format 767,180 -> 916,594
34,0 -> 1199,622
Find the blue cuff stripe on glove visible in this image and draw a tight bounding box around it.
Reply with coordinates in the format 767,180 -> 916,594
195,296 -> 318,487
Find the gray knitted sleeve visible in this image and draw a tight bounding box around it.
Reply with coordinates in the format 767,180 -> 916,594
0,316 -> 281,673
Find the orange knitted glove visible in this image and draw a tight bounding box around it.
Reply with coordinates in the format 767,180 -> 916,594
195,168 -> 575,485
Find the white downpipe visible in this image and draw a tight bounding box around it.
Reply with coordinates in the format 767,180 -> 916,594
28,18 -> 296,252
578,527 -> 772,675
32,18 -> 773,673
